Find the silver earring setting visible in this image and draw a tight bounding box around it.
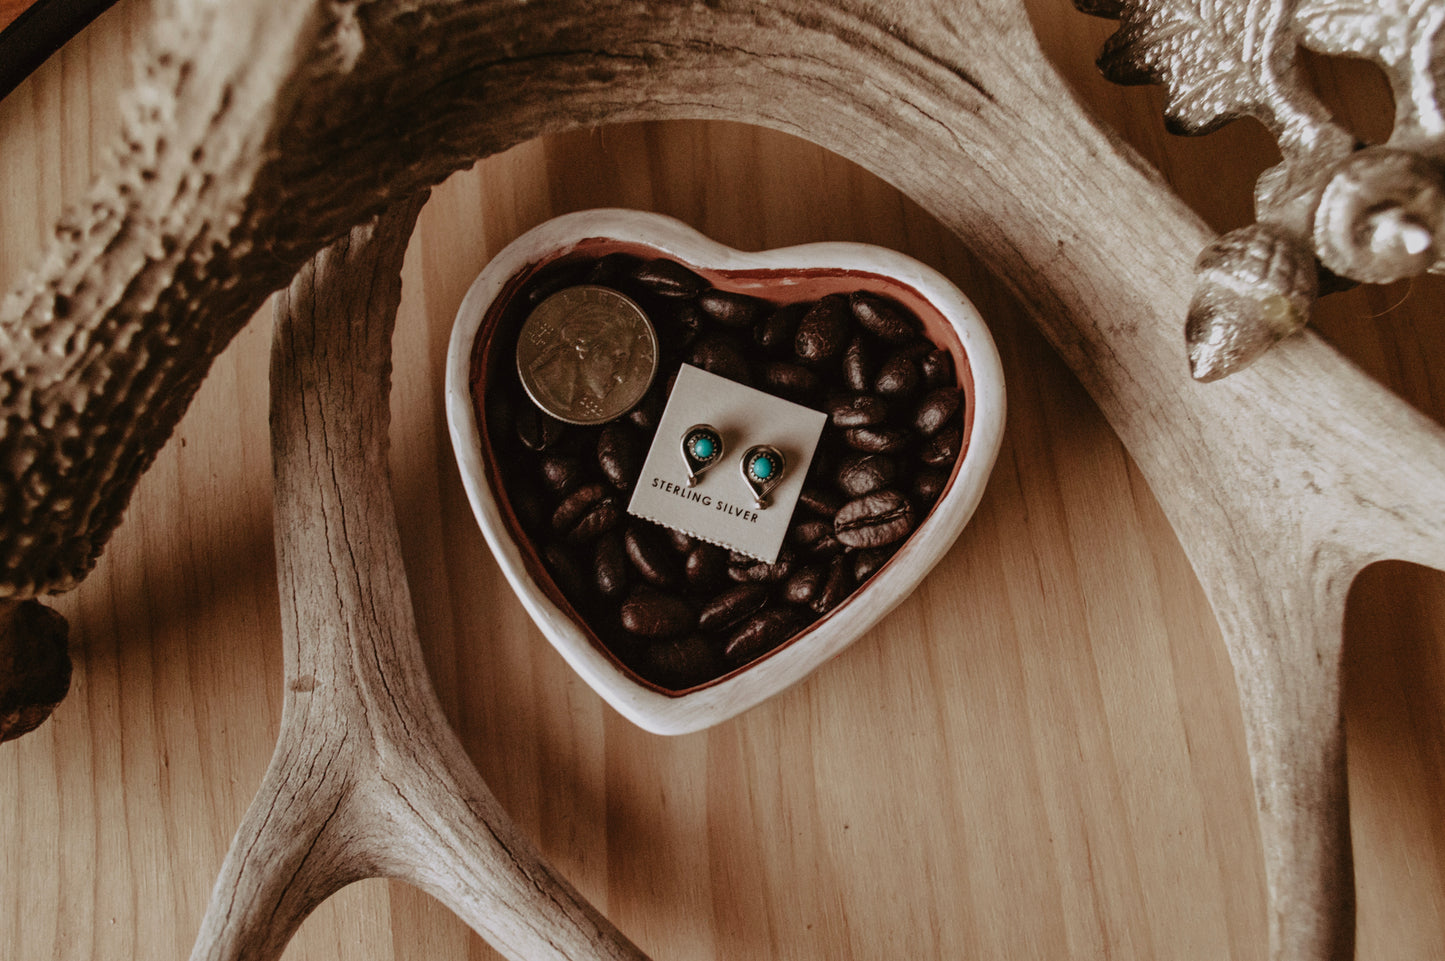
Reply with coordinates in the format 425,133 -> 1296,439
740,445 -> 785,509
681,424 -> 724,487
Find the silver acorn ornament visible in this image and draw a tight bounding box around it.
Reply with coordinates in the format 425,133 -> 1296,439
1080,0 -> 1445,379
1313,147 -> 1445,286
1186,224 -> 1318,382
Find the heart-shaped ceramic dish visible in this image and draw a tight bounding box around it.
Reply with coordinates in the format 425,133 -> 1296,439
445,209 -> 1005,734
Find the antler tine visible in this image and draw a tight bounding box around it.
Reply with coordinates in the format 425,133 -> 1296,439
1206,581 -> 1355,961
191,193 -> 648,961
1321,386 -> 1445,575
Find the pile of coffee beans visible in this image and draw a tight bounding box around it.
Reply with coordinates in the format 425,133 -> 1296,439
476,251 -> 966,691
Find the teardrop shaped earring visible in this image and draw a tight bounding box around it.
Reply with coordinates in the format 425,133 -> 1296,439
681,424 -> 724,487
740,444 -> 786,509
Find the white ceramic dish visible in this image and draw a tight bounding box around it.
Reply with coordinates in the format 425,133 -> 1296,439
445,209 -> 1005,735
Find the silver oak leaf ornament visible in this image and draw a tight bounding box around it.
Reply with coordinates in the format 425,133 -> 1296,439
1078,0 -> 1445,380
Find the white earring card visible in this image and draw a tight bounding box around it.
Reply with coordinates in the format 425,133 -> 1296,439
626,364 -> 827,563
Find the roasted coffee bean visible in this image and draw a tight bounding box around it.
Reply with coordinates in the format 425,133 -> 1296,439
630,257 -> 708,297
911,468 -> 950,507
699,289 -> 764,328
789,519 -> 838,552
827,393 -> 888,428
552,483 -> 620,543
811,533 -> 844,557
699,583 -> 770,632
852,547 -> 893,583
919,425 -> 962,467
914,387 -> 961,437
850,291 -> 921,343
551,483 -> 607,532
543,543 -> 587,598
755,302 -> 804,352
684,542 -> 728,589
920,348 -> 956,389
569,430 -> 600,464
812,555 -> 853,614
625,524 -> 681,589
835,490 -> 916,549
516,404 -> 566,451
724,607 -> 808,663
570,500 -> 620,543
643,635 -> 720,690
794,294 -> 850,364
836,453 -> 897,497
783,566 -> 825,605
666,528 -> 695,553
668,301 -> 707,346
598,424 -> 643,490
539,450 -> 582,494
593,533 -> 629,600
727,549 -> 796,583
509,484 -> 546,532
523,259 -> 593,307
585,252 -> 643,289
842,336 -> 873,391
688,334 -> 750,383
797,486 -> 845,517
620,589 -> 696,638
761,361 -> 821,400
874,350 -> 922,397
844,426 -> 911,454
804,443 -> 838,487
626,380 -> 668,431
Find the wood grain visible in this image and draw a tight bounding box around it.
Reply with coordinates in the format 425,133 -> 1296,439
0,1 -> 1442,961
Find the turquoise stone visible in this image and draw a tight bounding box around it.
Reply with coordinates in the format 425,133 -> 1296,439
693,436 -> 715,459
752,456 -> 774,479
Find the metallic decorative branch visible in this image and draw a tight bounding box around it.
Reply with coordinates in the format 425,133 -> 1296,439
1080,0 -> 1445,379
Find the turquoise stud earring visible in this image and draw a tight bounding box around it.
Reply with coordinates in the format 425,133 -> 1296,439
681,424 -> 725,487
740,444 -> 786,509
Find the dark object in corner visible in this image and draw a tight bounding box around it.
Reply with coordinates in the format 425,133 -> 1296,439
0,599 -> 72,741
0,0 -> 120,102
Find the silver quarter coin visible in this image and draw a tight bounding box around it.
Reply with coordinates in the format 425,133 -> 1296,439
516,285 -> 659,425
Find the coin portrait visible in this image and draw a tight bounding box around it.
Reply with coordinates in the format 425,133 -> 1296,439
517,285 -> 659,424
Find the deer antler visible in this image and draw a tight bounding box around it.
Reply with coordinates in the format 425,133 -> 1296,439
192,191 -> 649,961
4,1 -> 1443,958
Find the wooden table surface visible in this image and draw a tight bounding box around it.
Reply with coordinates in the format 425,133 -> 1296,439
3,1 -> 1444,959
